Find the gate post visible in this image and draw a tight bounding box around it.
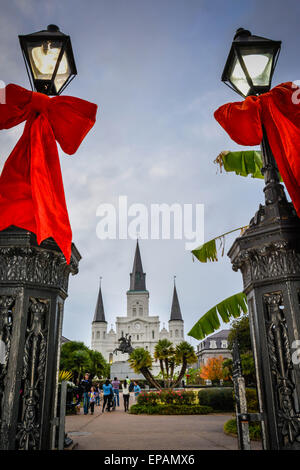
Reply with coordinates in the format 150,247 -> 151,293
0,227 -> 80,450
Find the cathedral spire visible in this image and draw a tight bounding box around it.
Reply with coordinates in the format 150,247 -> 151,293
170,280 -> 183,321
93,277 -> 106,323
129,239 -> 146,291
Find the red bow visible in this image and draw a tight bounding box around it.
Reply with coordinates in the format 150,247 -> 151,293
0,84 -> 97,263
214,82 -> 300,218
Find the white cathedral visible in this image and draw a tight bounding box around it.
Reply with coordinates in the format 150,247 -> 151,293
91,241 -> 185,366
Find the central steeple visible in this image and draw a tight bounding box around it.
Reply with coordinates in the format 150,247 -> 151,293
93,278 -> 106,323
170,281 -> 183,321
129,240 -> 147,291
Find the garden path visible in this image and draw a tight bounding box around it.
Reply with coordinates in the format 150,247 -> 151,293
65,401 -> 262,451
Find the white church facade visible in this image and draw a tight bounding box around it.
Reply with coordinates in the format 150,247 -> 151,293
91,241 -> 185,367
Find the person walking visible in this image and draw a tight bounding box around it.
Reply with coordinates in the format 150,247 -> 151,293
112,376 -> 120,407
89,386 -> 96,415
95,384 -> 101,406
129,379 -> 134,393
79,373 -> 92,415
134,381 -> 141,403
102,379 -> 113,412
122,380 -> 130,412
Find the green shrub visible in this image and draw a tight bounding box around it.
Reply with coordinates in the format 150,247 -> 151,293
224,418 -> 261,441
130,404 -> 213,415
198,387 -> 234,411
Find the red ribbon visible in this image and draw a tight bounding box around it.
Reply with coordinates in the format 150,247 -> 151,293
0,84 -> 97,263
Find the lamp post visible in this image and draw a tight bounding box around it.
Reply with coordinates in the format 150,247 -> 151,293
0,26 -> 80,450
223,29 -> 300,450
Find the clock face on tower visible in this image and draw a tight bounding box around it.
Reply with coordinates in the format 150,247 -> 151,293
134,322 -> 141,331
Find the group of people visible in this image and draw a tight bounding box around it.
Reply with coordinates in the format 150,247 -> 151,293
78,373 -> 141,414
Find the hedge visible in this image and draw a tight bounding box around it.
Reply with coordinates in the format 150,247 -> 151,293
198,388 -> 234,411
224,418 -> 261,441
129,404 -> 213,415
197,387 -> 259,412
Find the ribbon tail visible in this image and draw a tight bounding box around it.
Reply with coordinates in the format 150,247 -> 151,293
30,114 -> 72,263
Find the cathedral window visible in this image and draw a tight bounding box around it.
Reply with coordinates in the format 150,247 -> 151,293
170,331 -> 172,338
96,331 -> 100,339
139,307 -> 143,316
103,331 -> 106,339
175,329 -> 179,338
92,332 -> 94,339
137,334 -> 139,340
133,308 -> 136,317
152,330 -> 155,339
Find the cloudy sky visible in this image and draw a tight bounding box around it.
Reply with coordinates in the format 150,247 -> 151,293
0,0 -> 299,349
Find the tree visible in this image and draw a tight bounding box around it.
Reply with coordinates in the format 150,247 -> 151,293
172,341 -> 198,388
223,315 -> 256,385
128,348 -> 161,390
199,356 -> 229,384
185,367 -> 203,385
227,315 -> 252,354
60,341 -> 109,383
88,349 -> 110,379
154,339 -> 175,387
222,353 -> 256,386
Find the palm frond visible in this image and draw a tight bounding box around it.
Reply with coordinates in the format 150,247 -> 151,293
188,292 -> 248,340
192,227 -> 247,263
59,370 -> 73,382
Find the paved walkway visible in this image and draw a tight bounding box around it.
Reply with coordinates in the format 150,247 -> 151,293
66,403 -> 262,450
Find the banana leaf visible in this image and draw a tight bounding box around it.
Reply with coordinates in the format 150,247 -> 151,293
192,227 -> 247,263
188,292 -> 248,340
215,150 -> 283,181
192,238 -> 218,262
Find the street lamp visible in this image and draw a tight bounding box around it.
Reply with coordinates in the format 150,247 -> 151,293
19,24 -> 77,95
221,29 -> 300,450
0,25 -> 81,451
221,28 -> 281,98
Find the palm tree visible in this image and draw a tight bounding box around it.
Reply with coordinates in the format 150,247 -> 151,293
154,339 -> 175,387
171,341 -> 197,388
128,348 -> 161,390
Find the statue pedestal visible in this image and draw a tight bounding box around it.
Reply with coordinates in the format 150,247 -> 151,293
110,361 -> 144,381
110,360 -> 161,382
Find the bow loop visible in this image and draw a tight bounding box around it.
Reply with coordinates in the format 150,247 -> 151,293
0,83 -> 98,263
